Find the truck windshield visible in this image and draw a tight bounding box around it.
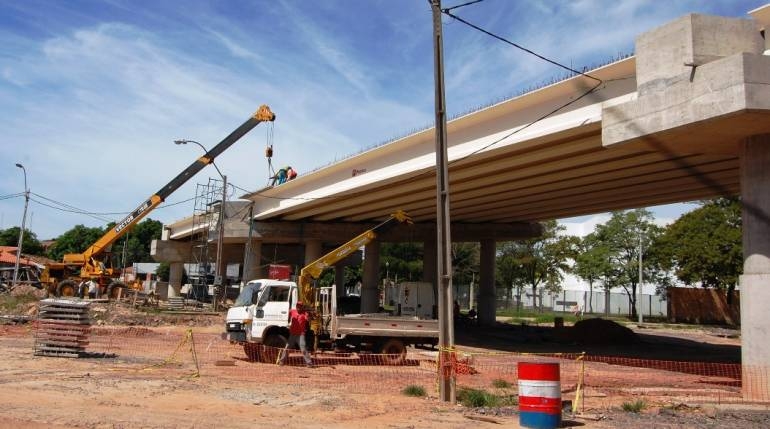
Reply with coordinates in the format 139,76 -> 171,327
234,282 -> 262,307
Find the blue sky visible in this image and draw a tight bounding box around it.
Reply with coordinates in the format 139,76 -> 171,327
0,0 -> 764,240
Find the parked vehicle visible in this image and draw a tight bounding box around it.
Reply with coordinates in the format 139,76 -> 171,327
225,211 -> 438,365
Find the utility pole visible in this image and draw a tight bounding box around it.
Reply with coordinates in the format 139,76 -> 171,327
242,202 -> 254,285
431,0 -> 455,404
638,228 -> 643,324
214,175 -> 227,311
12,163 -> 29,289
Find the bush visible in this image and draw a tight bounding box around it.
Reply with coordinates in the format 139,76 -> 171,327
622,399 -> 646,413
458,388 -> 499,407
492,378 -> 512,388
402,385 -> 426,397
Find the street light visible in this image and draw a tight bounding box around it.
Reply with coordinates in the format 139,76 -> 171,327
12,163 -> 30,289
174,140 -> 225,180
175,139 -> 227,310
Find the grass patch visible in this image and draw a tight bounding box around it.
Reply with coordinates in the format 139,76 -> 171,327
457,387 -> 517,408
0,292 -> 38,313
402,385 -> 426,397
621,399 -> 646,413
491,378 -> 512,388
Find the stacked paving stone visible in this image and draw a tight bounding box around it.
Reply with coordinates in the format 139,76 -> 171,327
34,299 -> 91,358
167,296 -> 185,310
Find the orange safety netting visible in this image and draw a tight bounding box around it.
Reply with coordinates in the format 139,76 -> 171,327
1,324 -> 768,404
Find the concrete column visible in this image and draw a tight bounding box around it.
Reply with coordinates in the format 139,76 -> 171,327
478,239 -> 496,326
168,262 -> 184,298
335,263 -> 346,296
740,134 -> 770,400
361,240 -> 380,313
423,239 -> 437,286
304,239 -> 323,265
243,240 -> 262,281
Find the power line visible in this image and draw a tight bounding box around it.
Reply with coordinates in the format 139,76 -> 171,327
443,0 -> 485,12
0,193 -> 24,201
28,196 -> 114,223
441,7 -> 602,83
233,4 -> 608,206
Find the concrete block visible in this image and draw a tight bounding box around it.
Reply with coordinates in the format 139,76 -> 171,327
603,53 -> 770,150
150,239 -> 193,262
636,14 -> 763,95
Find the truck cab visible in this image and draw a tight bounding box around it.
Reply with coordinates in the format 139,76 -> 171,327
225,279 -> 297,344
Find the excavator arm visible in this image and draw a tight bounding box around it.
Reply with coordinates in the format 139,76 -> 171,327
298,210 -> 412,312
62,105 -> 276,278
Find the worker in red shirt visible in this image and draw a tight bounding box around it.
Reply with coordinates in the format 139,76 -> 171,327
278,301 -> 313,367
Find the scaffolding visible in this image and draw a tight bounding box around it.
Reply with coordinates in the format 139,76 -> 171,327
188,178 -> 225,302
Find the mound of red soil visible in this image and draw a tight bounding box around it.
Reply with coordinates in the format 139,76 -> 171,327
569,318 -> 638,345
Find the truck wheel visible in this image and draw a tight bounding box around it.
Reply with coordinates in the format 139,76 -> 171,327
107,281 -> 126,300
243,343 -> 260,362
261,334 -> 287,364
380,338 -> 406,365
56,280 -> 78,297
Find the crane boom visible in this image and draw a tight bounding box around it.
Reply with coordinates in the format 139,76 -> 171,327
62,105 -> 276,279
298,210 -> 412,310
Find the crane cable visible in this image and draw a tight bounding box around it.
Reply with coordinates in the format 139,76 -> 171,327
265,121 -> 276,185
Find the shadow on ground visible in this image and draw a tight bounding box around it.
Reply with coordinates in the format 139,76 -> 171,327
455,320 -> 740,364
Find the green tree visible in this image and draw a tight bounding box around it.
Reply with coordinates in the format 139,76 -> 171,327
381,242 -> 423,283
110,219 -> 163,267
593,209 -> 664,318
496,249 -> 528,311
0,227 -> 44,255
156,261 -> 170,282
452,242 -> 479,287
573,233 -> 611,313
654,198 -> 742,301
46,224 -> 105,261
496,220 -> 576,310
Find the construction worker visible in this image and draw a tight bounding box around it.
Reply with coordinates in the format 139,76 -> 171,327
277,166 -> 290,184
278,301 -> 313,367
287,166 -> 297,181
87,279 -> 99,299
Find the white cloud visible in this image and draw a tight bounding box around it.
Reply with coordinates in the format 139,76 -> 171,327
0,0 -> 759,240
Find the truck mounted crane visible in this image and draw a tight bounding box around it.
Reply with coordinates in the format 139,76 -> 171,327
226,210 -> 438,365
42,105 -> 276,298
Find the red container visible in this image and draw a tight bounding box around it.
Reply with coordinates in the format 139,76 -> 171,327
268,264 -> 292,280
518,362 -> 561,429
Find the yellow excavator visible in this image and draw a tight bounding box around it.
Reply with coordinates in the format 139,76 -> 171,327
41,105 -> 276,298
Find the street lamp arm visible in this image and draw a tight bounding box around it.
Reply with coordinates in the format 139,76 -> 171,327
174,139 -> 225,181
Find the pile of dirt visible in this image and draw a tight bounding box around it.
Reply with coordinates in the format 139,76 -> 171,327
8,284 -> 47,299
0,284 -> 45,318
89,302 -> 222,327
569,318 -> 638,345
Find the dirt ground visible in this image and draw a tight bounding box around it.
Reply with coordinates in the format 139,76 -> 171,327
0,296 -> 769,428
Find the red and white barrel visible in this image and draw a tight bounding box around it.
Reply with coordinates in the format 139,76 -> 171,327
518,362 -> 561,429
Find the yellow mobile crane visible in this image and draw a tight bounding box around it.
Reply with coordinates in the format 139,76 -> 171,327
41,105 -> 276,298
297,210 -> 413,347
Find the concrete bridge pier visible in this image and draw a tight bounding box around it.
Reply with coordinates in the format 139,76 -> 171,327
242,240 -> 263,281
362,240 -> 381,313
168,262 -> 184,298
335,261 -> 346,296
740,134 -> 770,401
478,239 -> 497,326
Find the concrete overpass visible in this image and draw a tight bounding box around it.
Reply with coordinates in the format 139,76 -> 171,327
153,6 -> 770,399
